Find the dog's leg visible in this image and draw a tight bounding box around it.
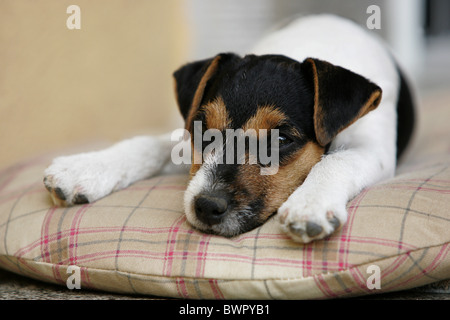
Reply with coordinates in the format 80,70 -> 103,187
43,134 -> 176,206
277,138 -> 395,243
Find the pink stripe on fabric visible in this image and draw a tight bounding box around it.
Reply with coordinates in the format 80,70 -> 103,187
329,235 -> 417,251
15,225 -> 191,258
17,257 -> 62,284
57,249 -> 170,265
17,230 -> 66,258
338,188 -> 369,271
394,178 -> 450,184
81,266 -> 96,290
209,279 -> 224,299
217,233 -> 289,243
69,204 -> 90,265
379,253 -> 410,280
314,273 -> 339,298
53,248 -> 342,271
51,264 -> 64,285
302,245 -> 314,277
349,267 -> 373,294
345,250 -> 409,293
195,233 -> 211,278
40,207 -> 57,263
176,277 -> 189,298
19,224 -> 418,271
162,215 -> 187,276
388,244 -> 449,291
350,253 -> 409,294
375,185 -> 450,194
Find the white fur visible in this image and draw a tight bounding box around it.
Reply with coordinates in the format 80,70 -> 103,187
183,152 -> 219,230
44,15 -> 399,243
44,135 -> 175,205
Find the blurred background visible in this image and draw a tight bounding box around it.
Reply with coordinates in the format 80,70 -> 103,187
1,0 -> 449,169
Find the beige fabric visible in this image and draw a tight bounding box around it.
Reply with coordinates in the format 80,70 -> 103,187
0,95 -> 449,299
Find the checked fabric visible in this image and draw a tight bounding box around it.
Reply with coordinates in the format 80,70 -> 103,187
1,99 -> 450,299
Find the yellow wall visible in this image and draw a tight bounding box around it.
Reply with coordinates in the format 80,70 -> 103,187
0,0 -> 189,169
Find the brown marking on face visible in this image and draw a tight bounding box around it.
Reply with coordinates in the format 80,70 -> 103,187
188,96 -> 230,177
267,141 -> 324,213
232,141 -> 324,222
202,96 -> 231,132
243,106 -> 287,132
242,105 -> 303,141
185,55 -> 222,132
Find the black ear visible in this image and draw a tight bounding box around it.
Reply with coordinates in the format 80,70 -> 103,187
173,53 -> 239,131
301,58 -> 382,147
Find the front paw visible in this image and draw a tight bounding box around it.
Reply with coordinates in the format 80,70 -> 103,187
43,153 -> 120,206
277,196 -> 347,243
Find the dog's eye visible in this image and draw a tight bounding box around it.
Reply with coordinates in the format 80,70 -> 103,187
278,135 -> 293,147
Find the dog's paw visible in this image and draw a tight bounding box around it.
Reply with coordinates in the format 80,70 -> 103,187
277,194 -> 347,243
43,152 -> 122,206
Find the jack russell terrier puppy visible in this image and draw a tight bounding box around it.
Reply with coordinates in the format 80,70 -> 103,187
43,15 -> 415,243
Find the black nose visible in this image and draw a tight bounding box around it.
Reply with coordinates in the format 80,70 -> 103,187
194,194 -> 229,225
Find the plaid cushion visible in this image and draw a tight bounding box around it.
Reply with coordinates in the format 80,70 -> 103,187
1,104 -> 449,299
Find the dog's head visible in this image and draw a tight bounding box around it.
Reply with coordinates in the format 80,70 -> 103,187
173,53 -> 382,237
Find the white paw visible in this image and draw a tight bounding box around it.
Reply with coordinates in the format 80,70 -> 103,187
277,193 -> 347,243
43,152 -> 125,206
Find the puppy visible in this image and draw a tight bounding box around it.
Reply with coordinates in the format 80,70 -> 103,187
43,15 -> 414,243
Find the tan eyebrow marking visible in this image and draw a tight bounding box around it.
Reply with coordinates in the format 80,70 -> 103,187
202,96 -> 231,131
243,105 -> 287,131
243,105 -> 303,139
